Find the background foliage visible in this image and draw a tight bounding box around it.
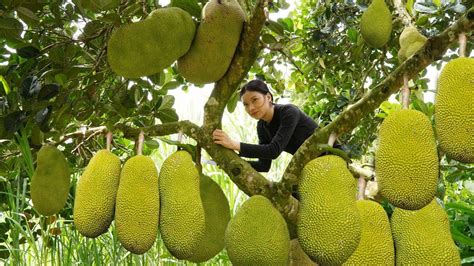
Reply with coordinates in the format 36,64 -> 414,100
0,0 -> 473,264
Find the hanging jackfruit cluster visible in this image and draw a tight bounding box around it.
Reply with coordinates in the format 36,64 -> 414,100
107,1 -> 245,84
360,0 -> 392,48
107,7 -> 196,78
435,57 -> 474,163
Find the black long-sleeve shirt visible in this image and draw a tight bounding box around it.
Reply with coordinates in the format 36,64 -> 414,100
239,104 -> 318,172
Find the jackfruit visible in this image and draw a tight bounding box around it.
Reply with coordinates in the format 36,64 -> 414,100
73,150 -> 121,238
297,155 -> 361,265
177,0 -> 245,84
398,25 -> 427,62
115,155 -> 159,254
376,109 -> 438,210
360,0 -> 392,48
107,7 -> 195,78
187,174 -> 231,262
343,200 -> 394,265
435,57 -> 474,163
391,199 -> 461,265
225,195 -> 290,266
79,0 -> 120,12
31,145 -> 70,216
159,151 -> 205,259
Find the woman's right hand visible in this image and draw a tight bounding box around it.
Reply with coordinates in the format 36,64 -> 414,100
212,129 -> 240,151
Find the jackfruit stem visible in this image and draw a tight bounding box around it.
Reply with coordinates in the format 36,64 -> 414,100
401,73 -> 410,109
459,32 -> 467,57
106,132 -> 112,151
327,132 -> 337,147
137,130 -> 144,155
357,176 -> 366,200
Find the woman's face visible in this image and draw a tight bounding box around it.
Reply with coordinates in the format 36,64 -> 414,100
241,91 -> 272,120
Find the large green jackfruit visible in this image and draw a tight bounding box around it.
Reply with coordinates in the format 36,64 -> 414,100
159,151 -> 205,259
376,109 -> 438,210
398,26 -> 427,62
31,145 -> 70,216
177,0 -> 245,84
435,57 -> 474,163
343,200 -> 394,265
188,174 -> 230,263
391,199 -> 461,265
360,0 -> 392,48
297,155 -> 361,265
73,150 -> 121,238
107,7 -> 195,78
115,155 -> 159,254
225,195 -> 290,266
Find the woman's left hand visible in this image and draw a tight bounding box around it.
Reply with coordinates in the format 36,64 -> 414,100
213,129 -> 240,151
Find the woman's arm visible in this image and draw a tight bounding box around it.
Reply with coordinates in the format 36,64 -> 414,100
212,129 -> 241,151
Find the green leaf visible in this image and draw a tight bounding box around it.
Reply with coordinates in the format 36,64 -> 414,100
0,17 -> 23,40
16,46 -> 41,58
278,18 -> 294,32
266,20 -> 284,36
226,91 -> 239,113
445,202 -> 474,216
0,76 -> 10,95
16,7 -> 40,26
261,34 -> 277,44
156,108 -> 178,123
450,226 -> 474,247
406,0 -> 414,14
158,95 -> 175,110
347,28 -> 358,43
38,84 -> 60,101
161,81 -> 181,91
170,0 -> 202,18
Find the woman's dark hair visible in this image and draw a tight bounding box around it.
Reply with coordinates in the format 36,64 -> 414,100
240,79 -> 273,102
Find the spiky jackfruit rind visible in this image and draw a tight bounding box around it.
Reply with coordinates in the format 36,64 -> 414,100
343,200 -> 394,265
297,155 -> 361,265
360,0 -> 392,48
225,195 -> 290,266
159,151 -> 205,259
115,155 -> 159,254
73,150 -> 121,238
188,174 -> 231,263
435,57 -> 474,163
398,26 -> 427,62
177,0 -> 245,84
376,109 -> 438,210
391,199 -> 461,265
107,7 -> 195,78
31,145 -> 70,216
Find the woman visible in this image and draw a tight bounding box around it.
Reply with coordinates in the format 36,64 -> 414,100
212,79 -> 318,172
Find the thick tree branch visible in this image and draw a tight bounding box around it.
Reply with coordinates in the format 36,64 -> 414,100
202,0 -> 266,131
116,120 -> 201,140
276,8 -> 474,225
393,0 -> 413,26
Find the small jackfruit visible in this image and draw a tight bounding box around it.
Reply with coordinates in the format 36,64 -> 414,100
225,195 -> 290,266
79,0 -> 120,12
435,57 -> 474,163
159,151 -> 205,259
115,155 -> 159,254
73,150 -> 121,238
360,0 -> 392,48
187,174 -> 230,262
297,155 -> 361,265
398,26 -> 427,62
107,7 -> 195,78
376,109 -> 438,210
343,200 -> 394,265
31,145 -> 70,216
177,0 -> 245,84
391,199 -> 461,265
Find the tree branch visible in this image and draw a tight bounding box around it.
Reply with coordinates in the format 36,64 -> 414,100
393,0 -> 413,26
